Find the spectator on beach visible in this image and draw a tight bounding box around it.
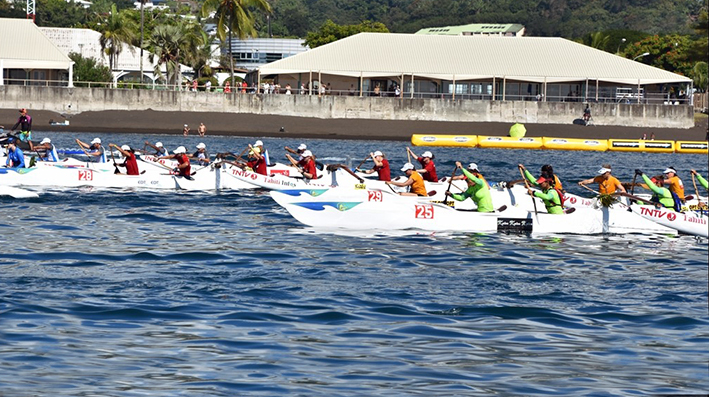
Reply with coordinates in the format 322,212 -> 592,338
183,124 -> 190,137
349,84 -> 356,96
198,123 -> 207,137
224,81 -> 231,93
583,104 -> 591,124
285,84 -> 292,95
191,80 -> 198,92
373,84 -> 380,97
205,80 -> 212,92
76,137 -> 107,163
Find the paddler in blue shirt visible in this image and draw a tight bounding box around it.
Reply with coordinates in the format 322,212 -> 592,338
5,138 -> 26,168
444,162 -> 494,212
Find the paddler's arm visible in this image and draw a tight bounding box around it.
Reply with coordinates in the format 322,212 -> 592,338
691,169 -> 708,190
518,164 -> 538,186
460,168 -> 485,185
639,172 -> 663,195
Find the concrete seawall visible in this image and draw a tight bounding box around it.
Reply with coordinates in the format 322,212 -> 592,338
0,85 -> 694,129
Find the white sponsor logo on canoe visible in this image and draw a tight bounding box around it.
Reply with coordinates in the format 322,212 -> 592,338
640,206 -> 676,221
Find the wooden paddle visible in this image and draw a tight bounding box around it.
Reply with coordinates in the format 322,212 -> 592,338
691,173 -> 703,204
335,164 -> 364,183
354,155 -> 369,171
579,183 -> 600,195
442,165 -> 457,205
629,172 -> 638,196
519,166 -> 538,215
108,144 -> 121,174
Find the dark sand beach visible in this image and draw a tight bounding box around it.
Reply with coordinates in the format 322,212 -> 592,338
1,109 -> 707,142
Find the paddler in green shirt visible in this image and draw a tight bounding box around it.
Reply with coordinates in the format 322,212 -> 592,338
691,169 -> 708,190
635,169 -> 675,210
527,175 -> 564,214
444,162 -> 494,212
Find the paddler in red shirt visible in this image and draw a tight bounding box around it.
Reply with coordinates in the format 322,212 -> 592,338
246,144 -> 267,175
109,143 -> 140,175
357,150 -> 390,181
159,146 -> 192,179
406,147 -> 438,182
286,149 -> 317,179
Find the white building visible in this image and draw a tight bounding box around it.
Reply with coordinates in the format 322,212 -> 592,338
226,38 -> 308,71
40,26 -> 193,86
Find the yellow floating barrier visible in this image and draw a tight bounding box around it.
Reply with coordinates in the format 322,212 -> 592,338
477,136 -> 543,149
410,134 -> 477,148
608,139 -> 675,153
542,137 -> 608,151
675,141 -> 708,154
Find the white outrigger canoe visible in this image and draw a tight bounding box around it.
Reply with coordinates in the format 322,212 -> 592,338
270,187 -> 677,235
629,204 -> 708,237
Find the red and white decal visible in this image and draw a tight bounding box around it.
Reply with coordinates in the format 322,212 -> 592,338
271,169 -> 290,176
78,170 -> 94,181
415,204 -> 434,219
570,197 -> 577,204
367,190 -> 383,202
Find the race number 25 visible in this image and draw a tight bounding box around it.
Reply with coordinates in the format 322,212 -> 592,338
415,204 -> 434,219
367,191 -> 383,202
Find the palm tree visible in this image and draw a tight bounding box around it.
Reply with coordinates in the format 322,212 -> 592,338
201,0 -> 272,87
98,4 -> 137,72
147,24 -> 187,88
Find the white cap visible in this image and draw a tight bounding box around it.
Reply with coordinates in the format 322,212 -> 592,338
254,140 -> 263,146
40,138 -> 51,144
302,150 -> 312,158
91,138 -> 101,144
173,146 -> 186,154
468,163 -> 479,171
373,150 -> 383,157
196,142 -> 206,149
421,151 -> 433,158
597,167 -> 611,175
401,163 -> 415,172
297,144 -> 307,150
663,167 -> 676,174
184,124 -> 188,127
121,145 -> 131,151
155,142 -> 163,148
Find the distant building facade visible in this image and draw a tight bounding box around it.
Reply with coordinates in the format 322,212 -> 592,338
226,38 -> 308,71
416,23 -> 525,37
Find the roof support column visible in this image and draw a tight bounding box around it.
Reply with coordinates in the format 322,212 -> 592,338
637,79 -> 641,104
318,70 -> 321,97
68,62 -> 74,88
543,77 -> 547,102
595,79 -> 599,102
492,77 -> 496,101
410,74 -> 414,99
308,70 -> 312,95
399,73 -> 403,98
502,76 -> 506,101
584,78 -> 588,102
0,59 -> 3,86
359,72 -> 363,98
452,74 -> 455,100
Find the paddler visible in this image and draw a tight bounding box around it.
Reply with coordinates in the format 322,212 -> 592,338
690,169 -> 708,190
190,143 -> 210,166
635,169 -> 676,210
33,138 -> 60,162
386,163 -> 427,196
519,164 -> 564,193
76,137 -> 107,163
406,147 -> 438,182
357,150 -> 391,181
109,143 -> 140,175
444,162 -> 494,212
245,143 -> 267,175
660,167 -> 685,202
159,146 -> 192,179
145,141 -> 168,156
286,150 -> 318,179
4,138 -> 25,168
527,175 -> 564,214
578,165 -> 626,194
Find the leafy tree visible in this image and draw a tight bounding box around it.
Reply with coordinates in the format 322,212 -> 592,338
578,31 -> 610,50
69,52 -> 113,86
98,4 -> 137,70
623,34 -> 694,76
0,0 -> 26,19
692,61 -> 708,92
201,0 -> 272,86
35,0 -> 87,27
304,20 -> 389,48
147,24 -> 188,87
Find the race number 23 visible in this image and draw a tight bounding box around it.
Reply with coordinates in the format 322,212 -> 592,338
367,190 -> 383,202
78,170 -> 94,181
415,204 -> 434,219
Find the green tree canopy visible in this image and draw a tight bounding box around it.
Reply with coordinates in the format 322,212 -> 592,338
304,20 -> 389,48
69,52 -> 112,86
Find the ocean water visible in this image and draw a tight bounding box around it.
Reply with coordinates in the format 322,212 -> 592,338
0,132 -> 707,396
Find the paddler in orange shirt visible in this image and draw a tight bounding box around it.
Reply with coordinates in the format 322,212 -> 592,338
578,165 -> 626,194
660,167 -> 685,202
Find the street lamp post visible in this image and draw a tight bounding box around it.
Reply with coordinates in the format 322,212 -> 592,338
633,52 -> 650,61
616,38 -> 626,54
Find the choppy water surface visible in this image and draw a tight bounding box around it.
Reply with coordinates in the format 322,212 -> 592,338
1,132 -> 707,396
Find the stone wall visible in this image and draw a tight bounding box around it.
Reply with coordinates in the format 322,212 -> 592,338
0,85 -> 694,128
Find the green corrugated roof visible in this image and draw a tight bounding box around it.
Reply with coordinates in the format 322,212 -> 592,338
416,23 -> 525,35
